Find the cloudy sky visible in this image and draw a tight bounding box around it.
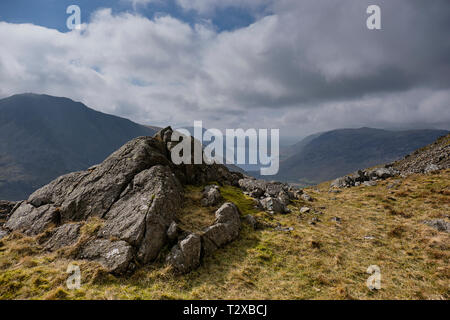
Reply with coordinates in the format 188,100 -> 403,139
0,0 -> 449,141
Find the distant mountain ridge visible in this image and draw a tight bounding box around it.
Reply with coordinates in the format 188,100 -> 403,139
0,93 -> 157,200
276,127 -> 449,185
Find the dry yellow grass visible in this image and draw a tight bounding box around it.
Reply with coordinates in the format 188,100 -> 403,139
0,170 -> 448,300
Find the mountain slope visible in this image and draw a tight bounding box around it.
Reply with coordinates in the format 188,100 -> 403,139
0,93 -> 157,200
277,127 -> 449,185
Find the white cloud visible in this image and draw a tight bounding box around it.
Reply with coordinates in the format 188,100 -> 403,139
0,0 -> 449,138
176,0 -> 273,15
124,0 -> 156,10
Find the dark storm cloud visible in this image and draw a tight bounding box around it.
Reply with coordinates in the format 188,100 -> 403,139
0,0 -> 449,135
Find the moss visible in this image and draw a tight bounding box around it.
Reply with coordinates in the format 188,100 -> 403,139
219,185 -> 259,216
0,171 -> 448,299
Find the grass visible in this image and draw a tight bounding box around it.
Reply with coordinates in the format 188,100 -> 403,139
0,170 -> 449,299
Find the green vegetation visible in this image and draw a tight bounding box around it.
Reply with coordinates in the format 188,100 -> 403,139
0,171 -> 449,299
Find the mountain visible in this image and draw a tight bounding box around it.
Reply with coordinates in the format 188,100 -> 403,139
0,127 -> 448,299
277,127 -> 449,185
0,93 -> 157,200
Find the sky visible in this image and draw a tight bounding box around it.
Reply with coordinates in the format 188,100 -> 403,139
0,0 -> 449,141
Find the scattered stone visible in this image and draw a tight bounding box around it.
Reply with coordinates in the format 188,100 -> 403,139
331,217 -> 341,223
259,197 -> 287,214
202,202 -> 241,256
300,207 -> 310,214
423,219 -> 450,233
310,217 -> 320,225
364,236 -> 376,240
275,224 -> 294,232
363,181 -> 378,187
301,193 -> 313,202
424,164 -> 440,174
201,185 -> 222,207
166,233 -> 201,274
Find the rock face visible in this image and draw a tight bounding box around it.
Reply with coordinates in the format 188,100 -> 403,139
166,202 -> 241,274
4,127 -> 244,274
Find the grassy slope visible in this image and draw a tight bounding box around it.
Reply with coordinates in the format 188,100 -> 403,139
0,171 -> 449,300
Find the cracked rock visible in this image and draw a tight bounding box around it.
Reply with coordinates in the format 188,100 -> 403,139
166,233 -> 201,274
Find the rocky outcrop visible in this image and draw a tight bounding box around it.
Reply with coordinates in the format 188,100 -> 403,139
393,134 -> 450,175
238,177 -> 299,213
166,202 -> 241,274
3,127 -> 245,274
330,167 -> 398,189
44,223 -> 82,251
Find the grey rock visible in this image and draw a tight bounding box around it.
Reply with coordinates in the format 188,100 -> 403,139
201,185 -> 222,207
275,224 -> 294,232
265,183 -> 283,197
301,193 -> 313,202
166,233 -> 201,274
167,221 -> 180,242
331,217 -> 342,223
5,203 -> 60,236
300,207 -> 311,214
424,164 -> 440,174
0,228 -> 8,240
99,165 -> 183,263
79,239 -> 134,274
277,190 -> 291,206
423,219 -> 450,233
260,197 -> 286,214
202,202 -> 241,256
45,223 -> 82,251
363,181 -> 378,187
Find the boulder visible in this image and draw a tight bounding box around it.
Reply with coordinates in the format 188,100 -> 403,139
202,202 -> 241,256
45,223 -> 82,251
201,185 -> 222,207
99,165 -> 183,264
2,127 -> 248,275
259,197 -> 286,214
300,207 -> 310,214
166,233 -> 201,274
301,193 -> 313,202
79,239 -> 134,274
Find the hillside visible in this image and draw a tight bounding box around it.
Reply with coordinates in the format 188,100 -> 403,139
0,130 -> 448,300
277,128 -> 449,185
0,94 -> 157,200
